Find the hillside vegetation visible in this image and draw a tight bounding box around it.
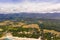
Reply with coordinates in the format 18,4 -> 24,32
0,19 -> 60,40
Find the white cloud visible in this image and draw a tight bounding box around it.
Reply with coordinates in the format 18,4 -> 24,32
0,2 -> 60,13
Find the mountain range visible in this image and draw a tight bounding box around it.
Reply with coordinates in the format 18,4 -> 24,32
0,13 -> 60,21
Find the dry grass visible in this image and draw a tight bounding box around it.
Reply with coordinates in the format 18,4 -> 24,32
44,29 -> 60,36
0,20 -> 60,36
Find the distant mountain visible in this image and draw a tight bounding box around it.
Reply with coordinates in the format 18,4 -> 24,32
0,13 -> 60,21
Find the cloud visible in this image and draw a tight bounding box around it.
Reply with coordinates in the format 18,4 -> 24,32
0,1 -> 60,13
24,0 -> 60,3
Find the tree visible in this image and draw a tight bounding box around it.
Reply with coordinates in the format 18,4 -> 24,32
37,22 -> 45,40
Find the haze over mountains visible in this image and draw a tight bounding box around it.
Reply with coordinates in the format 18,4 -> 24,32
0,13 -> 60,21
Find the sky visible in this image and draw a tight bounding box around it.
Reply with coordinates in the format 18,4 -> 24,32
0,0 -> 60,13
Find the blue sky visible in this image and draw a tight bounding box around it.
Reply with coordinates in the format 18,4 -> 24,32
0,0 -> 23,3
0,0 -> 60,3
0,0 -> 60,13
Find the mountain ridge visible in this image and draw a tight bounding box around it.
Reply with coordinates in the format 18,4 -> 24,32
0,13 -> 60,21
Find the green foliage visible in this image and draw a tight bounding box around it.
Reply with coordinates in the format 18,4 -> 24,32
0,32 -> 3,37
0,19 -> 60,39
8,27 -> 40,38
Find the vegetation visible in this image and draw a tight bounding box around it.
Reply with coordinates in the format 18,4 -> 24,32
0,19 -> 60,40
